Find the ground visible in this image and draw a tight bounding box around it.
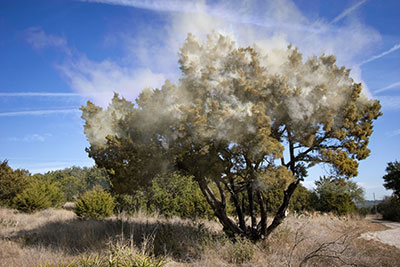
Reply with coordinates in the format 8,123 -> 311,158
0,208 -> 399,266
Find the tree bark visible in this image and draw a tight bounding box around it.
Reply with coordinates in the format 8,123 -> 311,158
266,180 -> 300,237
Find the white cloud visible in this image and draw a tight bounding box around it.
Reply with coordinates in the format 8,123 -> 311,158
386,129 -> 400,137
58,57 -> 166,106
9,133 -> 52,142
376,95 -> 400,110
62,0 -> 383,102
25,27 -> 71,55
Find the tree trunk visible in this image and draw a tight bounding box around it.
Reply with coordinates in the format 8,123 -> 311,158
266,180 -> 300,237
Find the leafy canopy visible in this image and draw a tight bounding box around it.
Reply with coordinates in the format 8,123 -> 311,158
81,33 -> 381,240
383,161 -> 400,198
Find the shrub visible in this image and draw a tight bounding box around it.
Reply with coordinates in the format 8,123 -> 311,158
74,187 -> 115,219
148,172 -> 213,219
0,160 -> 29,207
224,237 -> 256,264
377,196 -> 400,222
13,179 -> 64,213
114,192 -> 148,215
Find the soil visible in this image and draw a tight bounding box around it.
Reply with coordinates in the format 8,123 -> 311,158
361,219 -> 400,249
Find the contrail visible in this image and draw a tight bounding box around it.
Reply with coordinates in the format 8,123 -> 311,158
80,0 -> 320,33
0,92 -> 81,97
331,0 -> 367,24
374,81 -> 400,94
361,43 -> 400,65
0,109 -> 80,117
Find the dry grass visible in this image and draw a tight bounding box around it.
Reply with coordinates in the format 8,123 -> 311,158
1,207 -> 399,266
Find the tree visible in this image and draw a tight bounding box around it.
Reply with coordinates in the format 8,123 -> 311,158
81,33 -> 381,241
13,179 -> 65,213
311,176 -> 364,215
382,161 -> 400,198
0,160 -> 29,207
148,172 -> 213,219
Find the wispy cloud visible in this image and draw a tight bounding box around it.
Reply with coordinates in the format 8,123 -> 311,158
25,27 -> 71,55
58,57 -> 166,106
67,0 -> 381,103
81,0 -> 317,33
386,129 -> 400,137
0,109 -> 80,117
360,43 -> 400,65
9,133 -> 52,142
374,81 -> 400,94
376,95 -> 400,110
0,92 -> 80,97
330,0 -> 367,24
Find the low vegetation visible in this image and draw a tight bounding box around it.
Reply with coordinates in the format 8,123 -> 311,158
0,207 -> 399,266
74,187 -> 116,219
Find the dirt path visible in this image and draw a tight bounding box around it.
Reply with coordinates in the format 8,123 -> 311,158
361,220 -> 400,249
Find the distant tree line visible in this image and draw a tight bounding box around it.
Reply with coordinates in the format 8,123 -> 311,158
1,159 -> 372,219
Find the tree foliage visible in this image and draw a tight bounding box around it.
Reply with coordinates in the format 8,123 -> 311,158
0,160 -> 29,207
382,161 -> 400,198
34,166 -> 111,201
13,179 -> 65,213
74,187 -> 115,219
311,176 -> 364,215
148,172 -> 213,219
81,33 -> 381,240
377,195 -> 400,222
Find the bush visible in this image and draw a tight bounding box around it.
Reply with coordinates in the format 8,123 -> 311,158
224,237 -> 256,264
148,172 -> 213,219
311,191 -> 356,216
377,196 -> 400,222
13,180 -> 65,213
75,187 -> 115,219
0,160 -> 29,207
114,192 -> 148,215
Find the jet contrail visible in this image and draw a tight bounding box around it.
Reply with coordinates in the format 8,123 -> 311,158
0,92 -> 81,97
331,0 -> 367,24
374,81 -> 400,94
361,43 -> 400,65
0,109 -> 80,117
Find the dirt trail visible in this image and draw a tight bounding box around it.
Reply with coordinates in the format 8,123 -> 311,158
361,220 -> 400,249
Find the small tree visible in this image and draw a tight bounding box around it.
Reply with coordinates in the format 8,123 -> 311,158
311,176 -> 364,215
149,172 -> 213,219
81,33 -> 381,240
0,160 -> 29,207
383,161 -> 400,198
13,179 -> 65,213
75,187 -> 115,219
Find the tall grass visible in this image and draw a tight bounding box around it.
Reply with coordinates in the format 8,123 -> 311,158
0,207 -> 399,266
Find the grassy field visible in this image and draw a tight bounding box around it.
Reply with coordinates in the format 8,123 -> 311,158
0,207 -> 399,266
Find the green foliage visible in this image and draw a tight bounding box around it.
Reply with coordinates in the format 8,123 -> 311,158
13,179 -> 65,213
225,237 -> 256,264
383,161 -> 400,198
39,242 -> 167,267
148,172 -> 213,219
114,192 -> 147,215
377,196 -> 400,222
80,33 -> 381,240
290,184 -> 312,212
35,166 -> 111,201
0,160 -> 29,207
311,177 -> 363,215
74,187 -> 115,219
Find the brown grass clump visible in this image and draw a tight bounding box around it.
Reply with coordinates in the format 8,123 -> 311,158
1,207 -> 399,266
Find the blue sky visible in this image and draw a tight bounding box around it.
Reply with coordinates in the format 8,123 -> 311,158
1,0 -> 399,200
